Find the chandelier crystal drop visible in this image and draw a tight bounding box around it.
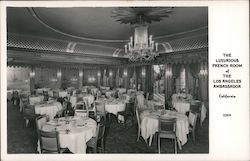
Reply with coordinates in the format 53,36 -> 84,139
111,7 -> 173,62
125,25 -> 159,61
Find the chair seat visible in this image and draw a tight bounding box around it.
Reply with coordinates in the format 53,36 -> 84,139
158,132 -> 176,139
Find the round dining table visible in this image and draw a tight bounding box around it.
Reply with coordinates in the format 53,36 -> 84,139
140,109 -> 189,149
40,116 -> 97,153
29,95 -> 44,105
35,101 -> 62,120
105,99 -> 126,116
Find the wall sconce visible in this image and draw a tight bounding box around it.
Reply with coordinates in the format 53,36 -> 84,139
88,77 -> 96,83
199,62 -> 208,76
109,71 -> 113,77
50,78 -> 58,82
79,71 -> 83,77
165,71 -> 172,76
97,71 -> 101,77
199,69 -> 208,75
165,67 -> 172,76
30,71 -> 35,78
71,78 -> 78,81
57,70 -> 61,77
141,68 -> 146,77
123,69 -> 128,77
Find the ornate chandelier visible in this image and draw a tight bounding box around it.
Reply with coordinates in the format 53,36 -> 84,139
112,7 -> 173,62
124,23 -> 159,61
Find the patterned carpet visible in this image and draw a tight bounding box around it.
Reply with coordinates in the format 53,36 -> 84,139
7,102 -> 209,154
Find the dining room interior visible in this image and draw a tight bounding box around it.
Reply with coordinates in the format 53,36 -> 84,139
6,6 -> 209,154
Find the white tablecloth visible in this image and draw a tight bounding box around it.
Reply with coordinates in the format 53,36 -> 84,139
35,102 -> 62,120
7,90 -> 13,101
70,95 -> 95,108
29,96 -> 44,105
117,88 -> 127,94
105,102 -> 125,115
83,95 -> 95,107
140,110 -> 189,147
36,88 -> 50,94
90,88 -> 98,95
147,101 -> 164,110
59,91 -> 68,98
40,116 -> 97,153
136,94 -> 145,108
101,86 -> 110,90
173,102 -> 190,114
127,89 -> 136,94
105,91 -> 114,98
70,96 -> 77,108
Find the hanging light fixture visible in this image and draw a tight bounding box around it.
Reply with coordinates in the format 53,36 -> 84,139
112,7 -> 173,62
124,21 -> 159,61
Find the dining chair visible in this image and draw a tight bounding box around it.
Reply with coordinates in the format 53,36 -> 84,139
35,115 -> 47,132
23,104 -> 37,127
158,117 -> 177,154
84,98 -> 96,118
188,110 -> 199,143
43,91 -> 49,101
94,101 -> 106,122
53,91 -> 59,99
86,122 -> 106,153
38,129 -> 66,153
74,101 -> 89,117
117,101 -> 135,127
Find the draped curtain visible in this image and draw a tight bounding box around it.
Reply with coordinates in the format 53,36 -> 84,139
112,68 -> 117,88
135,66 -> 140,90
115,68 -> 120,87
100,68 -> 104,86
164,63 -> 173,101
128,66 -> 134,88
198,61 -> 208,102
171,64 -> 181,93
145,65 -> 153,99
103,69 -> 107,86
189,63 -> 200,99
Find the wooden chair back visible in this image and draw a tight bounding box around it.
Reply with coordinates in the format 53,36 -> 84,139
38,130 -> 60,153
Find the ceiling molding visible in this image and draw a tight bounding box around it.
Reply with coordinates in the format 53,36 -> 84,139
26,7 -> 207,44
7,47 -> 128,66
27,7 -> 127,43
8,32 -> 207,58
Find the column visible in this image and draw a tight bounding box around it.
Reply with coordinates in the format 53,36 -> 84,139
79,68 -> 83,88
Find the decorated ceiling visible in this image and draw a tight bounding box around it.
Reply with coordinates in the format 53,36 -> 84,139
7,7 -> 208,66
